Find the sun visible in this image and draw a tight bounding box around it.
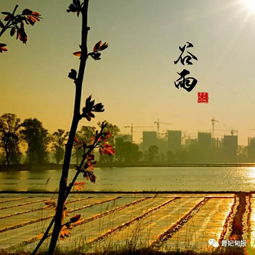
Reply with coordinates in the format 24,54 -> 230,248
243,0 -> 255,13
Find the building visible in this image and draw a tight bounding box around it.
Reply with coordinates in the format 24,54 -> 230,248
222,135 -> 238,162
197,132 -> 211,148
195,132 -> 213,163
167,130 -> 182,153
248,137 -> 255,161
142,131 -> 158,152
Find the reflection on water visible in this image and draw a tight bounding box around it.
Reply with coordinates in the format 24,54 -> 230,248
0,167 -> 255,192
247,167 -> 255,180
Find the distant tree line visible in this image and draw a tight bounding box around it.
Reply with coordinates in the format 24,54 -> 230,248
115,136 -> 143,163
142,143 -> 255,164
0,113 -> 122,166
5,112 -> 250,166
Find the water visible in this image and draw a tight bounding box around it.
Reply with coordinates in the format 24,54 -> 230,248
0,166 -> 255,192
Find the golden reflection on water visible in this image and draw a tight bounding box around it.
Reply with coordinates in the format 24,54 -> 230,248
247,167 -> 255,180
1,167 -> 255,192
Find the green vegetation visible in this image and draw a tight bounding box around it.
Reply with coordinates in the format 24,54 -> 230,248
21,118 -> 50,165
0,113 -> 22,166
51,129 -> 69,165
0,114 -> 120,167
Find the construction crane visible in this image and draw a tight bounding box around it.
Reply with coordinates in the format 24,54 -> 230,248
211,118 -> 219,138
124,124 -> 154,142
154,119 -> 172,134
214,129 -> 238,136
230,129 -> 238,136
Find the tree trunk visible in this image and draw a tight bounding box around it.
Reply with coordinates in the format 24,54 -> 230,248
48,1 -> 89,254
3,135 -> 10,166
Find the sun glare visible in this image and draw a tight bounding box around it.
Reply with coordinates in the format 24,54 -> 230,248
243,0 -> 255,13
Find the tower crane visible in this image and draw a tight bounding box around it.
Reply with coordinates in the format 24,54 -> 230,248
211,118 -> 219,138
230,129 -> 238,136
154,119 -> 172,134
214,129 -> 238,136
124,124 -> 155,142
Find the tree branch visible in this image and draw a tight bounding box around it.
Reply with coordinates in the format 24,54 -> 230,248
0,5 -> 18,37
47,1 -> 89,254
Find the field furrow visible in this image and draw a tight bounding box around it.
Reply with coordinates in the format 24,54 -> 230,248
86,197 -> 203,253
0,196 -> 29,204
0,197 -> 47,210
0,192 -> 248,254
0,196 -> 123,249
159,198 -> 235,252
0,196 -> 92,220
18,196 -> 151,251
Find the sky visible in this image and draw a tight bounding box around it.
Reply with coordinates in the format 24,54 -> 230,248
1,0 -> 255,145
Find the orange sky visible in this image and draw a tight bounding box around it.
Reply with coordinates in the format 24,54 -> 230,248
1,0 -> 255,145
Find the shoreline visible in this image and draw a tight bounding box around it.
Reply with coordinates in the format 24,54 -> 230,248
1,162 -> 255,171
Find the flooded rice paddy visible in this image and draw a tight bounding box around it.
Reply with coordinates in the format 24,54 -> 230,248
1,167 -> 255,253
0,192 -> 253,253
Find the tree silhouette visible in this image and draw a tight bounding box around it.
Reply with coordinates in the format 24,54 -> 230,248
0,113 -> 22,165
98,121 -> 119,163
21,118 -> 50,165
115,138 -> 142,163
148,145 -> 159,162
32,1 -> 112,254
74,125 -> 96,164
0,5 -> 41,52
52,129 -> 69,165
1,2 -> 112,253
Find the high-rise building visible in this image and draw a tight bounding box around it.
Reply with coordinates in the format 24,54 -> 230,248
197,132 -> 211,148
222,135 -> 238,162
248,137 -> 255,161
195,132 -> 212,163
142,131 -> 157,151
167,130 -> 182,153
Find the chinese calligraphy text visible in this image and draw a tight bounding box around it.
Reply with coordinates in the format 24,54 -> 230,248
174,42 -> 198,92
